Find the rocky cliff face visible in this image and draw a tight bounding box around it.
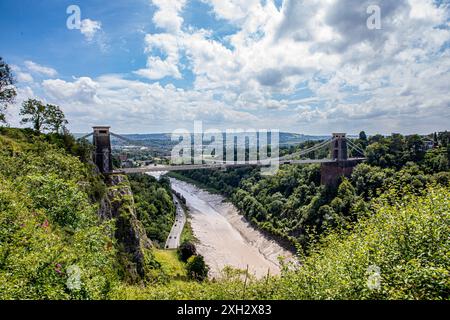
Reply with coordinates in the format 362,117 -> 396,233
98,174 -> 153,283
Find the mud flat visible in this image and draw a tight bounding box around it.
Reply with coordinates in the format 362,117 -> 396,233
170,178 -> 294,279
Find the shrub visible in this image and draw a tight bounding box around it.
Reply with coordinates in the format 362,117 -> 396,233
186,255 -> 209,282
178,242 -> 197,262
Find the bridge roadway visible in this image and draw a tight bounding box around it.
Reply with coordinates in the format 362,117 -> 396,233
117,158 -> 366,174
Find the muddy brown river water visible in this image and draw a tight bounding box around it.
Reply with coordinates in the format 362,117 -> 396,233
170,178 -> 294,279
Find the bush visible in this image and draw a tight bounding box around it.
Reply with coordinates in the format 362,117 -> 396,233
275,184 -> 450,300
178,242 -> 197,262
128,174 -> 175,245
186,255 -> 209,282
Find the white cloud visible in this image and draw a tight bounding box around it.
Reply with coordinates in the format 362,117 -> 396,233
135,56 -> 182,79
10,65 -> 34,83
17,72 -> 34,83
24,60 -> 57,77
36,74 -> 259,132
151,0 -> 186,33
80,19 -> 102,41
134,0 -> 188,80
10,0 -> 450,134
134,32 -> 182,79
202,0 -> 262,24
174,0 -> 450,133
42,77 -> 101,104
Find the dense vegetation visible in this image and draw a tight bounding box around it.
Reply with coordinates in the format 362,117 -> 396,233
1,127 -> 449,300
128,174 -> 175,246
0,128 -> 117,299
112,185 -> 450,300
177,132 -> 450,250
1,53 -> 448,300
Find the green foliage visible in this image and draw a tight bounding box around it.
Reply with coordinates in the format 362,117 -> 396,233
0,132 -> 118,299
128,174 -> 175,246
274,185 -> 450,300
0,57 -> 17,124
153,249 -> 187,280
2,128 -> 449,300
111,184 -> 450,300
45,105 -> 69,133
178,242 -> 197,262
363,133 -> 447,170
186,255 -> 209,282
20,99 -> 68,133
178,133 -> 450,251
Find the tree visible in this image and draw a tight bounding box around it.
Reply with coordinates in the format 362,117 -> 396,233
46,104 -> 68,133
0,57 -> 17,124
179,242 -> 197,262
406,135 -> 426,163
186,255 -> 209,281
366,142 -> 389,167
20,99 -> 47,132
20,99 -> 68,133
359,131 -> 367,142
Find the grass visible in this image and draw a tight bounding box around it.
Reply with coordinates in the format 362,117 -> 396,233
180,217 -> 198,244
176,198 -> 198,244
153,249 -> 187,279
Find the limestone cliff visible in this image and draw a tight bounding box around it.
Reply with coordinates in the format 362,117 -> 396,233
98,174 -> 154,283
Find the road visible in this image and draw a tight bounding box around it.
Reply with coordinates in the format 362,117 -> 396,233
164,195 -> 187,249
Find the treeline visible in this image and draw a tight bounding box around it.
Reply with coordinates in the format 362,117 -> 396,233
179,132 -> 450,249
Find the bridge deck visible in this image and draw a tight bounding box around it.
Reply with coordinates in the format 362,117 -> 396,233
117,158 -> 366,174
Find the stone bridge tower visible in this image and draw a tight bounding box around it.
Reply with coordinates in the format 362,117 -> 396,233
321,133 -> 358,187
93,126 -> 113,174
331,133 -> 348,161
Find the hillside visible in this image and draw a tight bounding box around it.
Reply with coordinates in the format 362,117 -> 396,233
1,128 -> 449,300
176,133 -> 450,250
113,184 -> 450,300
0,128 -> 118,299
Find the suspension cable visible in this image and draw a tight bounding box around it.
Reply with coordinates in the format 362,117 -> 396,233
346,139 -> 366,157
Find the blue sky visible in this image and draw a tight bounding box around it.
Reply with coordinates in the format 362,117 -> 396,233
1,0 -> 155,78
1,0 -> 450,134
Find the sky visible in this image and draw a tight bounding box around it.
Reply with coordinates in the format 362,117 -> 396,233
1,0 -> 450,134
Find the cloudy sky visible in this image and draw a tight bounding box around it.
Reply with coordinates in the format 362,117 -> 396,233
1,0 -> 449,134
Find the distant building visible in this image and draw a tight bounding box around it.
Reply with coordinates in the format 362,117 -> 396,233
424,141 -> 435,150
121,160 -> 134,168
119,154 -> 128,162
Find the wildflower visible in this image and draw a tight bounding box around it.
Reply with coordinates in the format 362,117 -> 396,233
42,220 -> 49,228
55,263 -> 63,274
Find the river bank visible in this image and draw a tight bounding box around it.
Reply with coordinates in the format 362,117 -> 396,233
170,178 -> 294,279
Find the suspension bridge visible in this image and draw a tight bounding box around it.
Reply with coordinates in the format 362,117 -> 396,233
79,127 -> 367,186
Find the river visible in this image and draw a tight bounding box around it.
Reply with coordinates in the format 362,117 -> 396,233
170,178 -> 294,279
